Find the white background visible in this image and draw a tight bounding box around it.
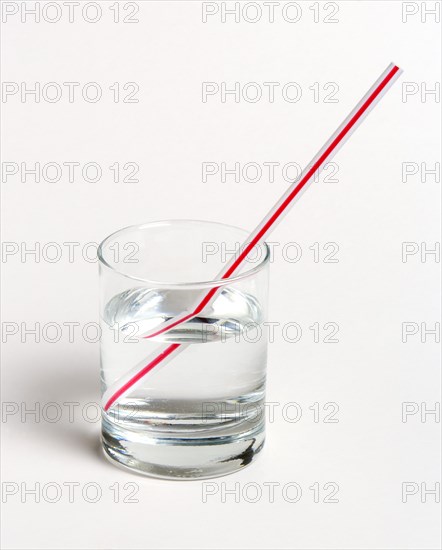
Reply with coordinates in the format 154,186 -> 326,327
1,1 -> 441,549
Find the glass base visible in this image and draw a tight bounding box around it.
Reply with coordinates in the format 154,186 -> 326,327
101,415 -> 265,480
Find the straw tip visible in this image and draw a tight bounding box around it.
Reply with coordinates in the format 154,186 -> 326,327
391,62 -> 403,75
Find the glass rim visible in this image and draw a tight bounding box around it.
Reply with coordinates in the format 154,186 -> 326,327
97,219 -> 271,288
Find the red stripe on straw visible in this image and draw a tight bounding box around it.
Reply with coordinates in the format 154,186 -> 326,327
103,64 -> 401,411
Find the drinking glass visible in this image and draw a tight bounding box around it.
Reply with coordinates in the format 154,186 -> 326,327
98,220 -> 270,479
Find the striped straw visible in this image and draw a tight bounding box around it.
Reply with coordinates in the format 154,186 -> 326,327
103,63 -> 402,412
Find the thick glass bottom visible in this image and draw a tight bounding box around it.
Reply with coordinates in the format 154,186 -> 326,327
101,401 -> 265,479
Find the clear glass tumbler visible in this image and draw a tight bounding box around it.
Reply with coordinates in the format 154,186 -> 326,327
98,220 -> 270,479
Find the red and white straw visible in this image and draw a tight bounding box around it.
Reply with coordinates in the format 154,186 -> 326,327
103,63 -> 402,412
